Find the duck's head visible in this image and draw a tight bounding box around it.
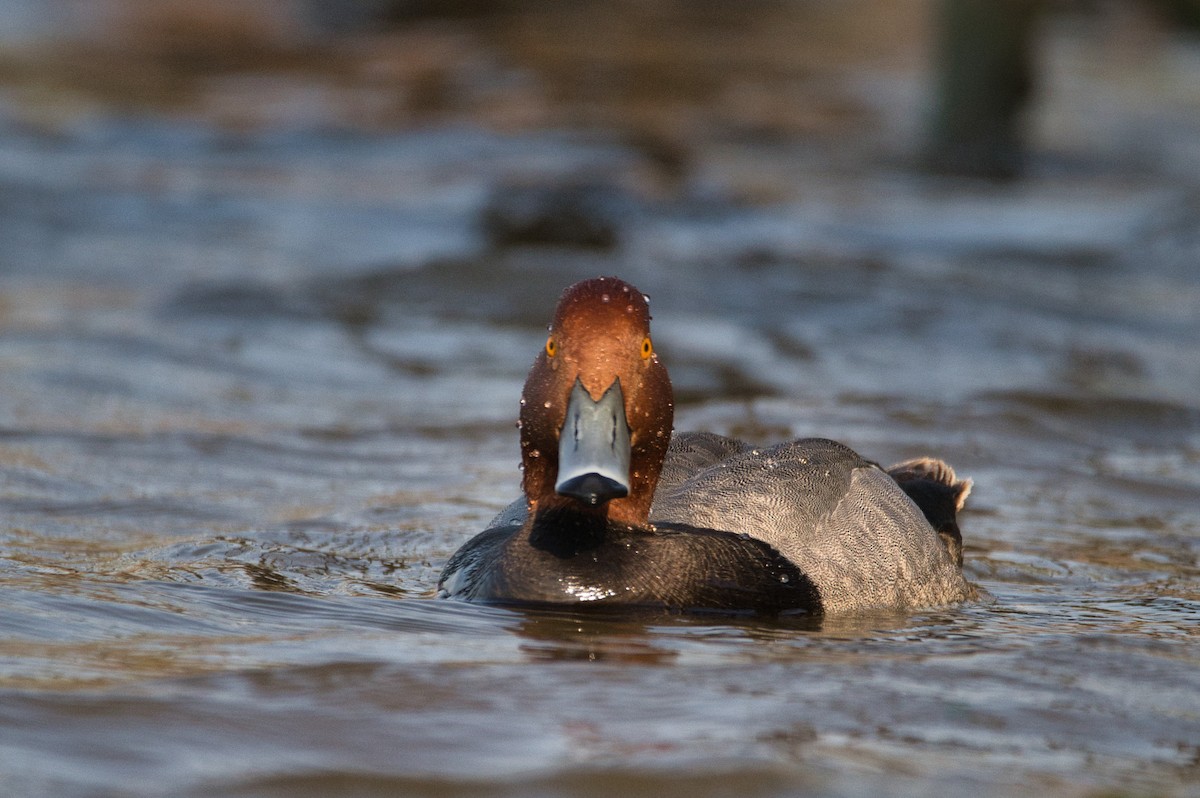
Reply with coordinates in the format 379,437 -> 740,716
519,276 -> 674,526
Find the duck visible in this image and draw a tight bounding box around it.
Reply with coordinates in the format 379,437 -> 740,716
438,276 -> 976,614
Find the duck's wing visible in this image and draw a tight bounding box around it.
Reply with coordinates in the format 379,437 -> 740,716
656,431 -> 755,493
437,523 -> 521,599
651,436 -> 855,535
487,496 -> 529,529
651,438 -> 975,611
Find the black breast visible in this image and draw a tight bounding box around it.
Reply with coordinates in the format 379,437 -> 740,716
438,515 -> 822,615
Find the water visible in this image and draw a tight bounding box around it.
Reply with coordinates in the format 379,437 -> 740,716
2,6 -> 1200,797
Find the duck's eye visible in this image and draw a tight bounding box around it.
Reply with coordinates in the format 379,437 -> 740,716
546,336 -> 557,358
640,336 -> 653,359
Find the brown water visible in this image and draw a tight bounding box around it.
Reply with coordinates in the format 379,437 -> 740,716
2,5 -> 1200,797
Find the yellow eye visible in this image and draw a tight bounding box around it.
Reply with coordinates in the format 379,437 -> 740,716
640,336 -> 653,359
546,336 -> 557,358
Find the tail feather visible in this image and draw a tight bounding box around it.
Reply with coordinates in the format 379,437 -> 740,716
887,457 -> 972,567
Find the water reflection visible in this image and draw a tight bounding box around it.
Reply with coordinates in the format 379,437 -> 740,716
515,610 -> 684,665
501,602 -> 1007,666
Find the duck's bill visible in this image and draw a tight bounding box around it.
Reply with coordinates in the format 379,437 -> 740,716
556,377 -> 631,506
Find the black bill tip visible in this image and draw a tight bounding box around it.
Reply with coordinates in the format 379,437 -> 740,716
555,472 -> 629,506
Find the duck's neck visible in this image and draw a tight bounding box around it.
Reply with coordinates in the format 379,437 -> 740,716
526,499 -> 642,558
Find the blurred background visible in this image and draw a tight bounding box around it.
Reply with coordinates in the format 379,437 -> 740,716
1,3 -> 1199,797
3,0 -> 1200,175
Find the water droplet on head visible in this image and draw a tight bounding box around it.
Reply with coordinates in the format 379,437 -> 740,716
543,400 -> 552,409
519,397 -> 527,406
529,449 -> 541,458
779,574 -> 790,584
601,294 -> 610,303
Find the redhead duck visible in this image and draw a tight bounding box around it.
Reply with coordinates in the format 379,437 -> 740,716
438,277 -> 976,614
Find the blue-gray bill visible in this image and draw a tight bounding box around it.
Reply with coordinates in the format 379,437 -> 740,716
555,377 -> 631,505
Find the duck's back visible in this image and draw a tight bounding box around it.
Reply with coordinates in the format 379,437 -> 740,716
651,432 -> 975,612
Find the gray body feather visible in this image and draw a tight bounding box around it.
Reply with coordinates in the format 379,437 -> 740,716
653,432 -> 974,612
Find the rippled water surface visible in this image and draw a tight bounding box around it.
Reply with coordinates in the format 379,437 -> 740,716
3,5 -> 1200,797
